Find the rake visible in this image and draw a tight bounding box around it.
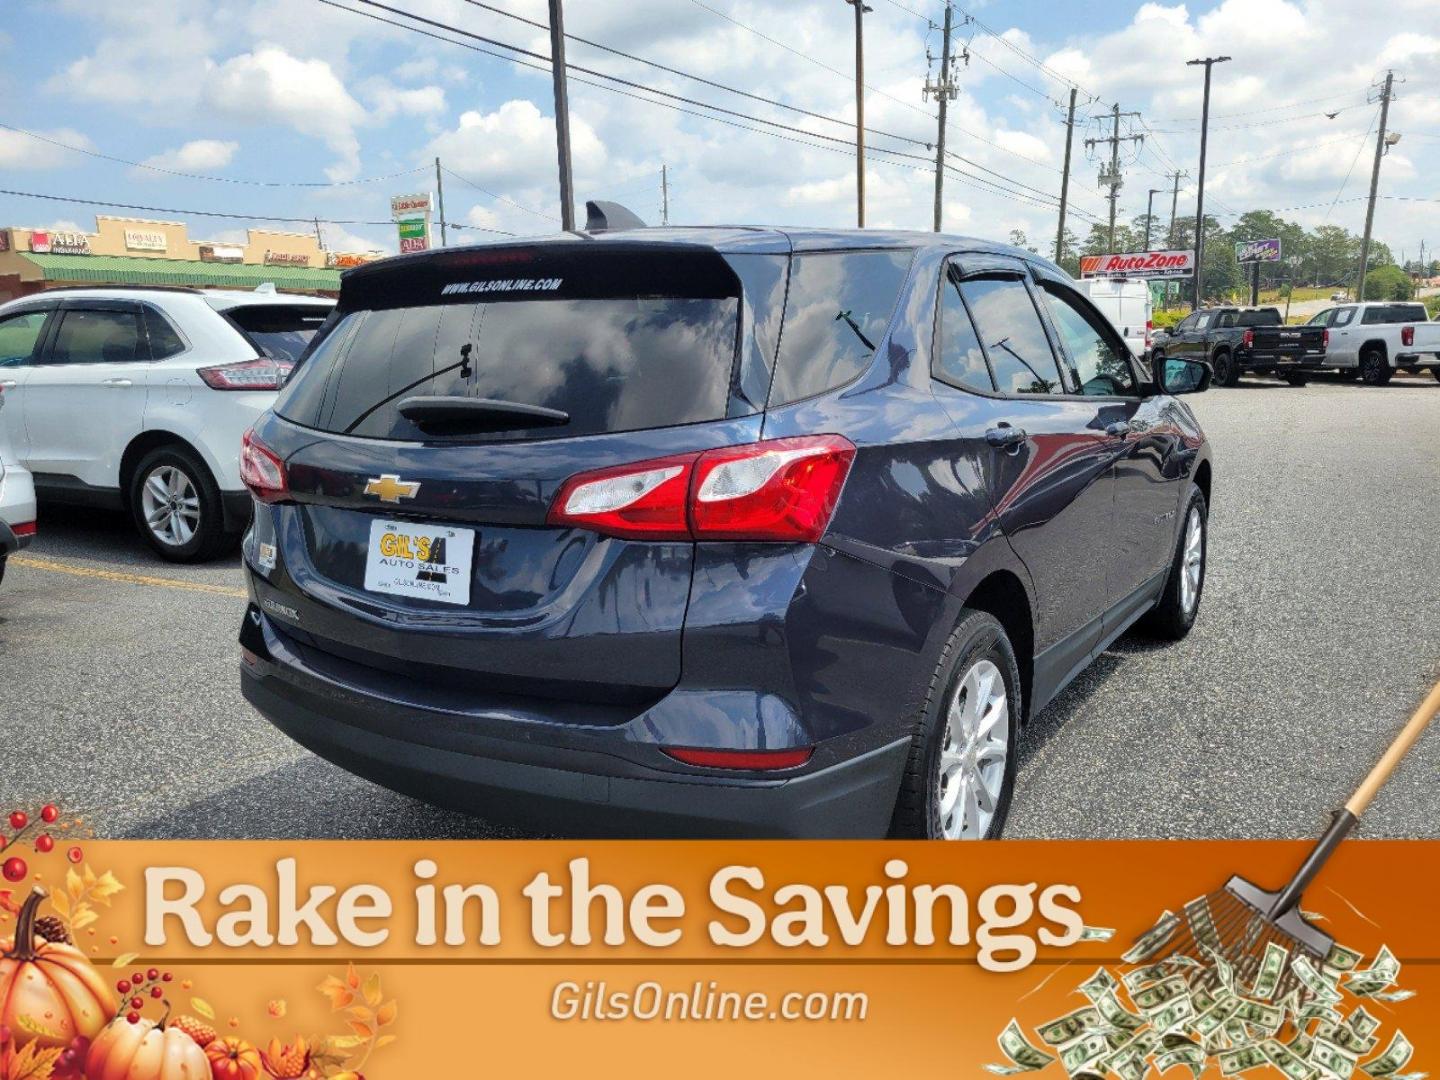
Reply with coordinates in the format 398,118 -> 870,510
1131,679 -> 1440,1004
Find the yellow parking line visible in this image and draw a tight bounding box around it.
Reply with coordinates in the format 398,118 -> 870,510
10,556 -> 248,599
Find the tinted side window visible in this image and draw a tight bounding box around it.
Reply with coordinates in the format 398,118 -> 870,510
1307,309 -> 1333,326
0,310 -> 50,366
959,277 -> 1064,395
48,309 -> 141,365
934,265 -> 994,392
143,307 -> 187,360
1332,308 -> 1355,327
1175,314 -> 1196,333
1362,306 -> 1391,325
769,249 -> 912,406
1194,314 -> 1212,330
1042,286 -> 1135,396
1394,305 -> 1427,322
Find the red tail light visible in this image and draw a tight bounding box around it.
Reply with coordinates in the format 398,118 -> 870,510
1145,318 -> 1153,348
1323,329 -> 1330,348
198,358 -> 294,391
1242,329 -> 1254,349
1402,326 -> 1415,347
547,435 -> 857,543
11,521 -> 36,538
240,428 -> 289,504
662,746 -> 813,771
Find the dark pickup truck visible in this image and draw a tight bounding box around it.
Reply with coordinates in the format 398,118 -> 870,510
1155,306 -> 1326,387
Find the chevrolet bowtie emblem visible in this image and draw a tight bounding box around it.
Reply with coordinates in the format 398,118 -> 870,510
363,474 -> 420,503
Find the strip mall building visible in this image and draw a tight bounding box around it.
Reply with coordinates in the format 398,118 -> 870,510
0,216 -> 382,302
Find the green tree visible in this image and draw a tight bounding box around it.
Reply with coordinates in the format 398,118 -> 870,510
1363,263 -> 1414,301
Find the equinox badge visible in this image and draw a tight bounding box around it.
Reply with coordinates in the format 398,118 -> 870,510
363,474 -> 420,503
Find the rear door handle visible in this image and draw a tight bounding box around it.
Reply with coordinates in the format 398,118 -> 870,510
985,426 -> 1027,448
102,378 -> 133,388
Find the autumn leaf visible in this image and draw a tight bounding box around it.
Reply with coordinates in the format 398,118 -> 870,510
375,1001 -> 397,1027
65,869 -> 83,902
345,963 -> 360,990
323,1035 -> 366,1053
361,972 -> 382,1008
374,1034 -> 398,1050
90,871 -> 124,905
345,1007 -> 373,1024
346,1021 -> 373,1041
191,998 -> 216,1021
14,1014 -> 64,1041
71,907 -> 98,932
111,952 -> 138,968
317,976 -> 354,1011
4,1040 -> 63,1080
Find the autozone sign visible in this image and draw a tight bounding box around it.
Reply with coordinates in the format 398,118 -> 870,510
1079,249 -> 1195,279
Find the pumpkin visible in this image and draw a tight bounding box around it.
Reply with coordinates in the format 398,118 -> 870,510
86,1013 -> 210,1080
0,887 -> 115,1050
206,1036 -> 263,1080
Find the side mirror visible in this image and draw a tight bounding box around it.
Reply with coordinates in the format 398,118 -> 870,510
1156,356 -> 1211,395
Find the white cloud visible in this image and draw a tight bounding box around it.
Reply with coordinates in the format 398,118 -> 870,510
138,139 -> 239,175
0,127 -> 94,169
362,79 -> 448,123
202,45 -> 365,179
425,100 -> 607,191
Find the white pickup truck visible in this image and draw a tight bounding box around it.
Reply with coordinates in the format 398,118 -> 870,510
1304,300 -> 1440,385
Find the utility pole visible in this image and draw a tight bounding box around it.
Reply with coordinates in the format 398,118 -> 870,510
661,165 -> 669,226
547,0 -> 575,231
434,157 -> 448,247
312,216 -> 324,250
923,2 -> 959,233
1055,87 -> 1077,263
1187,55 -> 1230,310
1143,188 -> 1162,250
1085,103 -> 1141,253
1356,70 -> 1394,302
845,0 -> 872,227
1166,170 -> 1187,246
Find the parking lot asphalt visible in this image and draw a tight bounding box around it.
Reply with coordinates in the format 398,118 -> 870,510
2,374 -> 1437,841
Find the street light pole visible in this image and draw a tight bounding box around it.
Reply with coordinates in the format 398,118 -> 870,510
845,0 -> 872,228
1187,55 -> 1230,311
547,0 -> 575,231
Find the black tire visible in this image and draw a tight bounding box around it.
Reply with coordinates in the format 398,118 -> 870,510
128,445 -> 236,563
1135,486 -> 1208,641
1282,373 -> 1308,387
1212,350 -> 1239,387
1359,347 -> 1392,386
890,609 -> 1022,840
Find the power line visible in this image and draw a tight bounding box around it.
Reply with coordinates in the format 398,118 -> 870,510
0,122 -> 428,187
441,166 -> 558,223
1147,89 -> 1368,124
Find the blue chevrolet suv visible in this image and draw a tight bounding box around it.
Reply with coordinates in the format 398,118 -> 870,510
237,217 -> 1213,839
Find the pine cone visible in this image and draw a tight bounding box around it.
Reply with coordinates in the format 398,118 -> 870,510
33,915 -> 70,944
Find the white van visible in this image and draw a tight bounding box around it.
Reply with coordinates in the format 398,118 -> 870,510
1075,278 -> 1153,359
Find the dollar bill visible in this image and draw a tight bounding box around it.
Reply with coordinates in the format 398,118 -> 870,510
1078,967 -> 1119,1002
1156,1044 -> 1206,1078
1150,994 -> 1196,1034
1251,941 -> 1290,1001
1313,1037 -> 1360,1079
1203,944 -> 1237,993
1059,1033 -> 1111,1076
1093,989 -> 1146,1033
1123,911 -> 1180,965
1346,946 -> 1400,993
1293,954 -> 1344,1005
1361,1031 -> 1413,1078
1193,997 -> 1242,1039
1350,1006 -> 1382,1039
1288,1031 -> 1314,1059
1219,1044 -> 1269,1075
1122,963 -> 1170,992
1036,1006 -> 1103,1047
1319,1020 -> 1380,1057
1233,998 -> 1284,1034
1367,989 -> 1416,1004
1325,943 -> 1365,973
989,1019 -> 1057,1075
1186,896 -> 1222,952
1079,925 -> 1116,942
1263,1038 -> 1320,1080
1132,974 -> 1189,1014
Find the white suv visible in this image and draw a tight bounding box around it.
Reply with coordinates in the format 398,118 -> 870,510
0,285 -> 332,561
0,383 -> 37,587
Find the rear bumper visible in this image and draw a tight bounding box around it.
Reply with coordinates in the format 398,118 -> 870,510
239,606 -> 909,838
0,465 -> 37,555
1236,351 -> 1325,371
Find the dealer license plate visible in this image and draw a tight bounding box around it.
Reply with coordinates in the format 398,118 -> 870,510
363,519 -> 474,606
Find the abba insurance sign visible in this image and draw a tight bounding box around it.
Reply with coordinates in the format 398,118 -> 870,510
1078,249 -> 1195,279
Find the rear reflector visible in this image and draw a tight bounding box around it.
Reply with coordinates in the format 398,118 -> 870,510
662,747 -> 814,771
11,521 -> 36,538
198,358 -> 294,391
546,435 -> 856,543
240,428 -> 289,504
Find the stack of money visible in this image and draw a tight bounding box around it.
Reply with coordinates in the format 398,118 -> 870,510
985,910 -> 1422,1079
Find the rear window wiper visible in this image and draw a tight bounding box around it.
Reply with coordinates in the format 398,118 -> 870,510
396,396 -> 570,430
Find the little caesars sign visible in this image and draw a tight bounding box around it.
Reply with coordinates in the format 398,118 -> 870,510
391,193 -> 432,254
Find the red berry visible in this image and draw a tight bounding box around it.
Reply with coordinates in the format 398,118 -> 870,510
117,980 -> 131,994
126,1012 -> 140,1025
1,857 -> 26,882
41,805 -> 59,824
147,968 -> 159,981
130,996 -> 143,1010
150,986 -> 163,999
35,834 -> 54,853
8,811 -> 26,831
132,972 -> 144,985
59,1049 -> 76,1066
161,972 -> 173,982
66,846 -> 83,864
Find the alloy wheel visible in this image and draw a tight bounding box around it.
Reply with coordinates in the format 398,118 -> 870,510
140,465 -> 201,548
936,658 -> 1009,839
1180,505 -> 1204,616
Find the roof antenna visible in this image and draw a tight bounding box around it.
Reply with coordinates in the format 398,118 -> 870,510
585,200 -> 647,232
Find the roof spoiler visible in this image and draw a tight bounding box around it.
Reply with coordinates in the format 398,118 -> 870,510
584,200 -> 647,233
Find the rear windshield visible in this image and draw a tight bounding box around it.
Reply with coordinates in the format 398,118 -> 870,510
224,304 -> 332,363
1361,304 -> 1427,324
1235,309 -> 1281,326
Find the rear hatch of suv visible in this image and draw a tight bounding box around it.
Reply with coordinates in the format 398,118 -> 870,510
246,240 -> 788,715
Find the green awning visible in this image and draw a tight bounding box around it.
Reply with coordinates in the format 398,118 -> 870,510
20,253 -> 342,291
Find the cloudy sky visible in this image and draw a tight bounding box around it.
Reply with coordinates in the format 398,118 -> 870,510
2,0 -> 1437,260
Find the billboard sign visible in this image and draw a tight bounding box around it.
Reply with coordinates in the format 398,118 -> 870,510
1235,238 -> 1281,263
397,218 -> 429,254
390,193 -> 431,220
124,228 -> 168,253
1078,249 -> 1195,280
198,244 -> 244,264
